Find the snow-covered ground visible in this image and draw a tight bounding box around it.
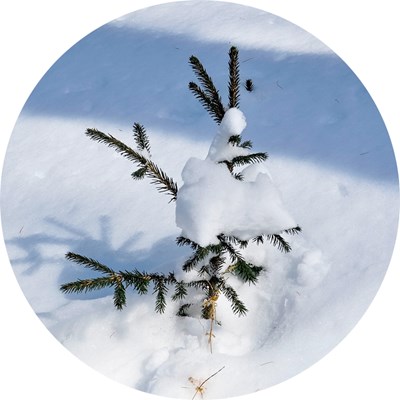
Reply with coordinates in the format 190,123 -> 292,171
1,1 -> 399,399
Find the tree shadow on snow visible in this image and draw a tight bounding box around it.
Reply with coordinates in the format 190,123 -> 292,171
6,215 -> 191,302
19,25 -> 398,185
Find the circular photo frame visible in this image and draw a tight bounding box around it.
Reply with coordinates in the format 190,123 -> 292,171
1,1 -> 398,399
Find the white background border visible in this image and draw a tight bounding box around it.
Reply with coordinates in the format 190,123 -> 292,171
1,1 -> 399,399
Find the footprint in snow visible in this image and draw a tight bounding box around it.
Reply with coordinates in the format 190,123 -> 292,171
144,347 -> 170,372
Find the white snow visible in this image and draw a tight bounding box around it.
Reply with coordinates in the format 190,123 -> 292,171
1,1 -> 398,399
176,157 -> 296,246
115,1 -> 333,56
176,107 -> 297,246
206,108 -> 248,162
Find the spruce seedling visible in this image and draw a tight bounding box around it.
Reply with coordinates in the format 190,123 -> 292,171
61,46 -> 301,352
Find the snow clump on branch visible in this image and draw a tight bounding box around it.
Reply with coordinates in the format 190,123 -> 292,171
175,108 -> 297,246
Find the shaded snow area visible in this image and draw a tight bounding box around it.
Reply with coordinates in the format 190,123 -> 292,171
1,1 -> 398,399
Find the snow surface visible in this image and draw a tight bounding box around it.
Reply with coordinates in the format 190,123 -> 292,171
1,1 -> 399,399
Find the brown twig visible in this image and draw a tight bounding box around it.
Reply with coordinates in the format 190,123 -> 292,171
189,366 -> 226,400
203,290 -> 219,353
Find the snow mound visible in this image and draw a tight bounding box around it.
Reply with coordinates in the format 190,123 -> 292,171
175,108 -> 297,246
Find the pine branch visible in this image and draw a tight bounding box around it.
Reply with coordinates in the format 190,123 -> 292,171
227,136 -> 252,150
240,140 -> 253,150
218,152 -> 268,177
176,236 -> 200,250
233,172 -> 244,181
228,46 -> 240,108
217,234 -> 245,263
232,259 -> 263,284
121,269 -> 151,295
131,167 -> 147,180
113,281 -> 126,310
220,282 -> 247,316
63,252 -> 184,313
152,276 -> 169,313
208,255 -> 225,274
182,246 -> 213,272
145,159 -> 178,201
188,82 -> 223,124
223,235 -> 249,249
85,128 -> 178,201
284,226 -> 302,235
86,128 -> 148,165
266,234 -> 292,253
60,276 -> 114,294
133,122 -> 151,154
187,279 -> 213,291
252,227 -> 301,250
189,55 -> 221,102
182,243 -> 223,272
230,152 -> 268,167
219,160 -> 234,174
197,264 -> 211,277
188,55 -> 225,124
227,135 -> 241,146
196,254 -> 225,279
171,280 -> 188,301
177,303 -> 192,317
252,235 -> 264,245
65,252 -> 115,275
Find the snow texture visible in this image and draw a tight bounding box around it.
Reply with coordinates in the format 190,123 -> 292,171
176,108 -> 296,246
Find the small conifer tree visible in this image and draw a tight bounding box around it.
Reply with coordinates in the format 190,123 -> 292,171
61,47 -> 301,351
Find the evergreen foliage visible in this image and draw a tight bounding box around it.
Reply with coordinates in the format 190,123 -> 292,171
132,122 -> 151,154
61,46 -> 301,351
228,46 -> 240,108
85,127 -> 178,201
188,55 -> 225,124
245,78 -> 254,92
